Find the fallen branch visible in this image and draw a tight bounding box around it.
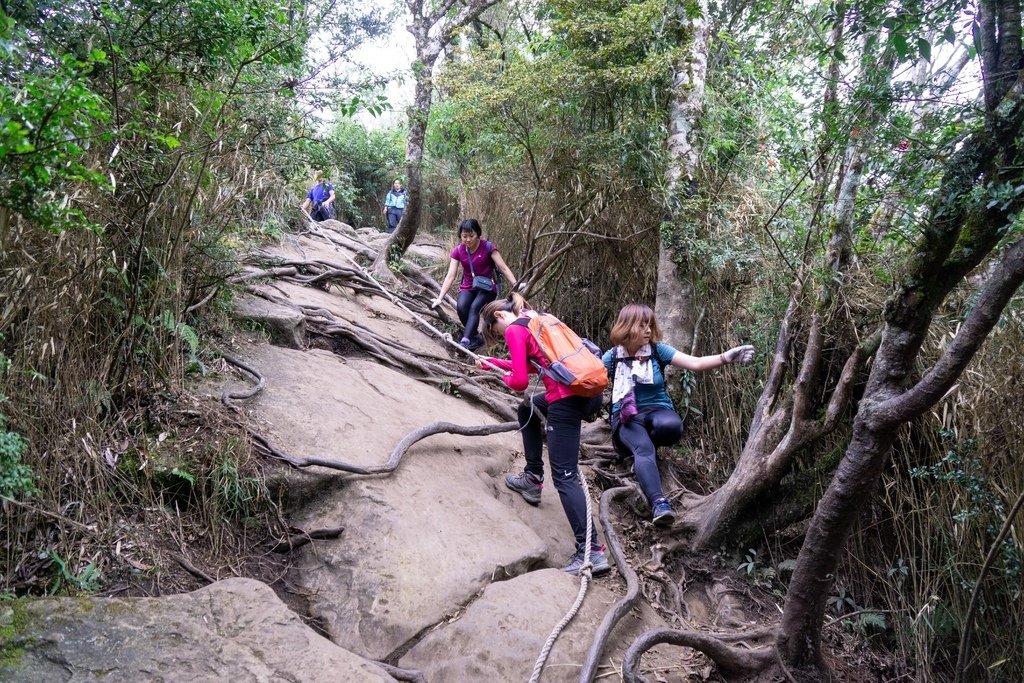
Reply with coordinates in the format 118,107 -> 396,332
172,552 -> 216,585
0,495 -> 97,534
184,284 -> 221,313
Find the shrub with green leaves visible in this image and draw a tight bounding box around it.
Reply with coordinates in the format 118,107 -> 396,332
0,417 -> 34,500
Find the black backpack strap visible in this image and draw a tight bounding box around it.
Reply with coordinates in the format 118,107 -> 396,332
610,350 -> 667,374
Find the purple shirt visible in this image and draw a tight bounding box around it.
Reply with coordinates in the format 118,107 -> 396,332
450,241 -> 498,292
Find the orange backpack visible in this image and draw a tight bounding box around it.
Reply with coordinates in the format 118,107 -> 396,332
523,314 -> 608,398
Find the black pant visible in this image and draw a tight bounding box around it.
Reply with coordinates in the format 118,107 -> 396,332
611,408 -> 684,504
457,288 -> 496,343
519,394 -> 598,549
386,207 -> 403,233
313,203 -> 335,221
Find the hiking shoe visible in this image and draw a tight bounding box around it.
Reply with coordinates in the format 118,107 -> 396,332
459,337 -> 472,349
505,471 -> 543,505
652,497 -> 676,527
562,544 -> 611,577
467,335 -> 485,351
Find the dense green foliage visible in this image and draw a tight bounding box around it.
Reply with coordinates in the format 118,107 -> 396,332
320,121 -> 407,227
430,0 -> 1024,678
0,0 -> 387,595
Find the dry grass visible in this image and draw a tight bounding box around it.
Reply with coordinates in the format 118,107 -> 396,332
0,90 -> 294,595
459,174 -> 662,344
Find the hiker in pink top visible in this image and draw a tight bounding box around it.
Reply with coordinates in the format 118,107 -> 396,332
477,293 -> 610,577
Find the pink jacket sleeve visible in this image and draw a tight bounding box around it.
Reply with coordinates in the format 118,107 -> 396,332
501,324 -> 535,391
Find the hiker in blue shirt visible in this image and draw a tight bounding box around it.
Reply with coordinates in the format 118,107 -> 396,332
383,179 -> 407,234
603,304 -> 754,527
301,172 -> 336,222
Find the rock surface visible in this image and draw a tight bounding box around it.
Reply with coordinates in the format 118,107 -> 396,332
0,578 -> 397,682
401,568 -> 684,682
232,293 -> 306,349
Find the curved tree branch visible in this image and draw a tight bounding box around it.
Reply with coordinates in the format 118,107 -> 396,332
879,236 -> 1024,425
622,627 -> 774,681
248,420 -> 519,474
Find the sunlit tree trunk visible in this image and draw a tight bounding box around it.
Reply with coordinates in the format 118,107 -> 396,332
655,0 -> 709,347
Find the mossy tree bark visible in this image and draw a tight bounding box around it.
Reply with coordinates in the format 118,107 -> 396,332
776,0 -> 1024,670
622,4 -> 1024,678
655,0 -> 708,348
679,10 -> 891,549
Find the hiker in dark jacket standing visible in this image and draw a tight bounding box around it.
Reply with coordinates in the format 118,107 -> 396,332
432,218 -> 516,350
603,303 -> 754,527
301,172 -> 336,221
383,179 -> 406,233
476,293 -> 610,577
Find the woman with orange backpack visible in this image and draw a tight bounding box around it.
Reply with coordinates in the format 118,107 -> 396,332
604,304 -> 754,527
477,293 -> 610,577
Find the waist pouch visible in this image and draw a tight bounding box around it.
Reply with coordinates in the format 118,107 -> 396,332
472,275 -> 495,291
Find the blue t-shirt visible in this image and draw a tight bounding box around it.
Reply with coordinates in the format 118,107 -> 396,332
385,189 -> 407,210
602,342 -> 677,415
307,182 -> 333,205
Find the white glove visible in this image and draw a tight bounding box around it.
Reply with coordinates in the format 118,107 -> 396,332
722,345 -> 755,365
430,297 -> 443,309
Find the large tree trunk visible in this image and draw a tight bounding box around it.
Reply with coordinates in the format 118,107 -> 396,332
388,57 -> 436,262
681,19 -> 893,550
777,5 -> 1024,664
655,0 -> 709,347
778,236 -> 1024,670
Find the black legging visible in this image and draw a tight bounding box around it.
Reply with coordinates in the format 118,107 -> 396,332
519,394 -> 598,549
457,288 -> 496,342
612,408 -> 684,504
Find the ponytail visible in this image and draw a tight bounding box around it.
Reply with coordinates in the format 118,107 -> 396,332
479,293 -> 530,345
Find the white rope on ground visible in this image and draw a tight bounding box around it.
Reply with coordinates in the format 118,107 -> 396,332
528,465 -> 597,683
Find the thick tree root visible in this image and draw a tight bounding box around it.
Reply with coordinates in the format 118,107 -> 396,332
248,420 -> 520,474
270,526 -> 345,553
369,661 -> 427,683
622,627 -> 776,681
580,485 -> 641,681
219,355 -> 519,474
220,353 -> 266,403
